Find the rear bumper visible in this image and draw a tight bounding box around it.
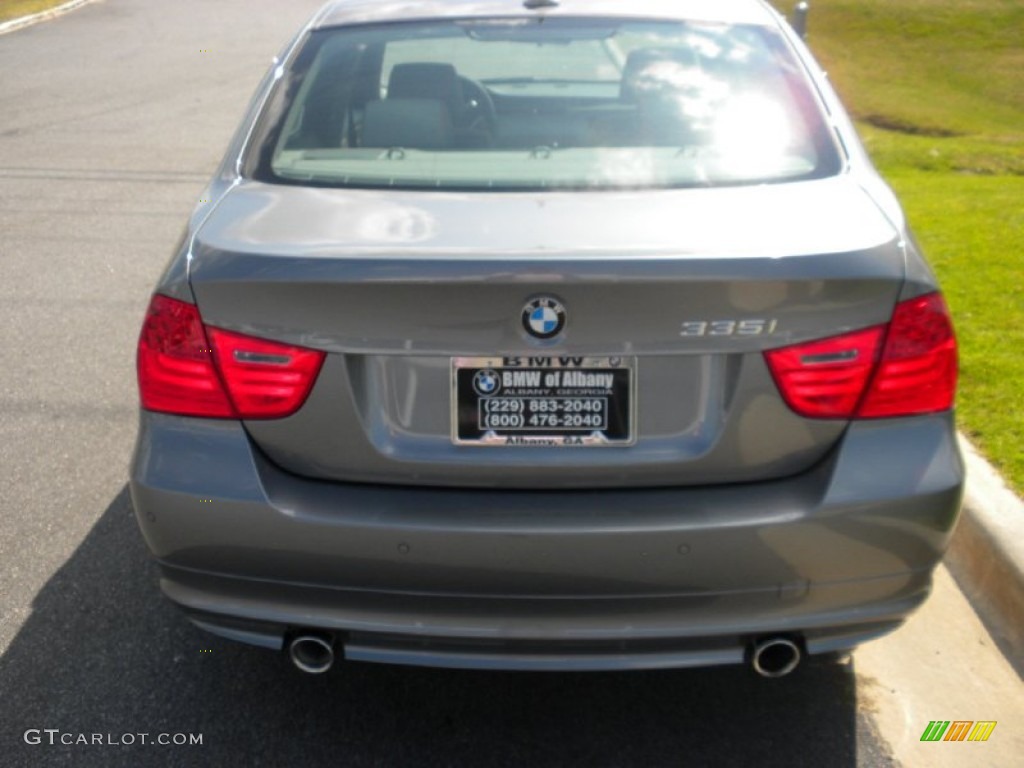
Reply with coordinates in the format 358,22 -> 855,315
130,411 -> 964,670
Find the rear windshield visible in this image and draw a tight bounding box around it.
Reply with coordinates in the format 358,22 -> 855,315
249,18 -> 842,191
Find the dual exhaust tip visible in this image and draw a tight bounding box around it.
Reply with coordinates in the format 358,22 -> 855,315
286,632 -> 802,677
750,637 -> 802,678
288,633 -> 335,674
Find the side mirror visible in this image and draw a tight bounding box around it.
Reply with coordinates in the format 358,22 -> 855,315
792,1 -> 810,39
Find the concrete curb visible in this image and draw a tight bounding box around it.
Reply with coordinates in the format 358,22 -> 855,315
0,0 -> 99,36
945,435 -> 1024,665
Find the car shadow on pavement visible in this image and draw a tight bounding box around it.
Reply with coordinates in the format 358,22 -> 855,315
0,486 -> 886,768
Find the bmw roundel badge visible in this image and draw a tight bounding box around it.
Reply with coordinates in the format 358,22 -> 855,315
522,297 -> 567,340
472,369 -> 501,397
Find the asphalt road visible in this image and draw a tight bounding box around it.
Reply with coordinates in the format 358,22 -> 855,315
0,2 -> 1020,767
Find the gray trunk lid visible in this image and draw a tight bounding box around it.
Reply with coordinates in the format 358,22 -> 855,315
188,176 -> 904,488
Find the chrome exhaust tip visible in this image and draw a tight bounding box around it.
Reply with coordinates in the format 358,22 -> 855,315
751,637 -> 802,678
288,634 -> 335,674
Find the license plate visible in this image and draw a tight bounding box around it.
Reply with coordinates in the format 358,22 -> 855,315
452,356 -> 635,446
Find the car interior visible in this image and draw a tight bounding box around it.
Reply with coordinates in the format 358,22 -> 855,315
283,47 -> 720,153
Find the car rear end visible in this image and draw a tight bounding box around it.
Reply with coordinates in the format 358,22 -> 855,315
129,0 -> 964,674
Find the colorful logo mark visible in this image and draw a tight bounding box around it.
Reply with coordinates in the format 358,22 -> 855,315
920,721 -> 997,742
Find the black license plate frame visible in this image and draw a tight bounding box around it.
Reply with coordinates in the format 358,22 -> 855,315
451,356 -> 635,447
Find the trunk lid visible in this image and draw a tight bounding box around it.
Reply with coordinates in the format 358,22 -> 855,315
188,176 -> 904,488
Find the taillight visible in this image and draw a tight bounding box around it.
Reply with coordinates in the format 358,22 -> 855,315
764,325 -> 885,419
137,295 -> 235,418
857,293 -> 957,418
206,327 -> 324,418
765,292 -> 957,420
137,295 -> 325,419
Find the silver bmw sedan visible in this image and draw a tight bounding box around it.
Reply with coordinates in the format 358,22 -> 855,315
130,0 -> 963,677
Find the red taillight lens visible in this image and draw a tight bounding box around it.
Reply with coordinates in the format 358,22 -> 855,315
764,325 -> 886,418
764,292 -> 957,420
206,327 -> 325,419
137,295 -> 236,418
137,295 -> 325,419
857,293 -> 957,418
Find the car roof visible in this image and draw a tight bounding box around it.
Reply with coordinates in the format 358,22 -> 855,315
312,0 -> 779,29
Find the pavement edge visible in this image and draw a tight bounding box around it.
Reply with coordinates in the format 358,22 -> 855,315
0,0 -> 99,36
945,435 -> 1024,667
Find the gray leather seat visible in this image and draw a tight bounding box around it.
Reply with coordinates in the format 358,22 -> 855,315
620,48 -> 703,145
621,47 -> 699,103
361,98 -> 454,149
387,62 -> 464,126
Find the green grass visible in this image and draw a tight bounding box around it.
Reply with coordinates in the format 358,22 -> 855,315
886,172 -> 1024,490
0,0 -> 69,23
770,0 -> 1024,493
797,0 -> 1024,138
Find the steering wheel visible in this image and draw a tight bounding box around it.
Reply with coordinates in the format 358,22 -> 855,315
458,76 -> 499,140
